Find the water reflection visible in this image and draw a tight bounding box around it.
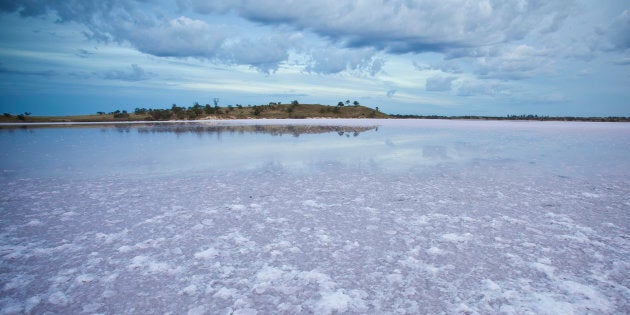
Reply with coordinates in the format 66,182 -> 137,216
0,122 -> 377,137
1,120 -> 628,180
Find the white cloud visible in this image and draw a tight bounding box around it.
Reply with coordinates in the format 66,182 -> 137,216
118,16 -> 226,58
306,47 -> 384,75
473,45 -> 553,80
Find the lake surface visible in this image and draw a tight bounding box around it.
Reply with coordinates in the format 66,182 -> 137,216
1,119 -> 629,314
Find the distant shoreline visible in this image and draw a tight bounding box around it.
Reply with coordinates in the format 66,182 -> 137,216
2,103 -> 628,123
2,117 -> 629,127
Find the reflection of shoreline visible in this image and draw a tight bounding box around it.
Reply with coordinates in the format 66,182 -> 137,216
1,122 -> 378,137
137,124 -> 378,137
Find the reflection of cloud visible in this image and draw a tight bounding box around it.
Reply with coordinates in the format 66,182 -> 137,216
454,142 -> 480,154
423,145 -> 448,159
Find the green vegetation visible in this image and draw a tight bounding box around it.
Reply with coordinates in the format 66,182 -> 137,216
0,102 -> 387,122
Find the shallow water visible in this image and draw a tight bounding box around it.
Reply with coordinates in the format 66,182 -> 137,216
2,119 -> 628,179
1,119 -> 629,314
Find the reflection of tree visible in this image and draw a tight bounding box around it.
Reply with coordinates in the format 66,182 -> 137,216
133,123 -> 378,137
1,123 -> 378,137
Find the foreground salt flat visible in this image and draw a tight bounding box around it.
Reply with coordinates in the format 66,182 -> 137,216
0,119 -> 628,314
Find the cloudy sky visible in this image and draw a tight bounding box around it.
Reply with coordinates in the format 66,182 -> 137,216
0,0 -> 628,116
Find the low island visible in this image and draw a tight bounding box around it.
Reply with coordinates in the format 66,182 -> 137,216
1,101 -> 628,123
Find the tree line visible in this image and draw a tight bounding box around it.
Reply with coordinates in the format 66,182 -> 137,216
100,100 -> 309,120
388,114 -> 630,122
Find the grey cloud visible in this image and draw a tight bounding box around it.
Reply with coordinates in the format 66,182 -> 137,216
76,49 -> 94,58
189,0 -> 574,54
608,10 -> 630,50
425,76 -> 456,92
118,16 -> 226,59
0,0 -> 578,79
61,5 -> 228,59
99,64 -> 154,81
540,12 -> 570,34
0,63 -> 56,77
613,58 -> 630,66
0,1 -> 281,73
221,35 -> 298,74
386,89 -> 396,98
472,45 -> 552,80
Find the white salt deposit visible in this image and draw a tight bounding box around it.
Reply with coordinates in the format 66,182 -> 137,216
0,119 -> 628,313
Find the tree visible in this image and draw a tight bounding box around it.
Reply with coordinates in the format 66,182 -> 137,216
291,100 -> 299,106
191,102 -> 204,117
345,100 -> 350,106
353,101 -> 359,106
375,106 -> 380,112
337,101 -> 344,107
213,98 -> 220,106
171,104 -> 185,119
149,109 -> 172,120
113,110 -> 129,119
134,107 -> 148,115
